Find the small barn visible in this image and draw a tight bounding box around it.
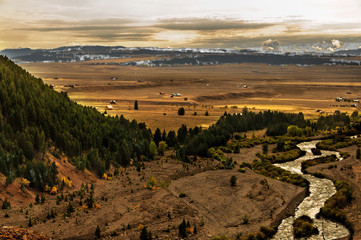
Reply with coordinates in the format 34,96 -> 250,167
105,105 -> 113,110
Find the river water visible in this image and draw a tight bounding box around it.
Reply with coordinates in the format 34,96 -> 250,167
271,140 -> 350,240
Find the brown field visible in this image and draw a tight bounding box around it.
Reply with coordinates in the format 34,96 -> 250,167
0,150 -> 304,239
20,59 -> 361,131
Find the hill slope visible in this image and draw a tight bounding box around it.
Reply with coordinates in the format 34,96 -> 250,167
0,55 -> 152,190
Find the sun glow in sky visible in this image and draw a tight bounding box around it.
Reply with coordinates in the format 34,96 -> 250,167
0,0 -> 360,49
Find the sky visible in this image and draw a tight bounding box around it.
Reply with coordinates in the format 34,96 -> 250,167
0,0 -> 361,50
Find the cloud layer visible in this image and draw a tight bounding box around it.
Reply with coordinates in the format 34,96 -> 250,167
1,0 -> 361,49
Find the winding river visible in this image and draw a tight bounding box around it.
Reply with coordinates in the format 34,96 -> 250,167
271,140 -> 350,240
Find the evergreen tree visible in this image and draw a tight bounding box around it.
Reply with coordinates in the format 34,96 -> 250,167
177,124 -> 188,144
140,227 -> 152,240
357,148 -> 361,159
178,219 -> 187,238
1,198 -> 11,210
178,107 -> 185,116
153,128 -> 162,146
166,131 -> 177,147
134,100 -> 139,110
95,225 -> 101,239
262,143 -> 268,154
35,194 -> 40,204
230,175 -> 237,187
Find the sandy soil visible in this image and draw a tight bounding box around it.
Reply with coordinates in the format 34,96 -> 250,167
19,61 -> 361,131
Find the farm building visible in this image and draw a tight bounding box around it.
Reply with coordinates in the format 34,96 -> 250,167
105,105 -> 113,110
110,100 -> 116,104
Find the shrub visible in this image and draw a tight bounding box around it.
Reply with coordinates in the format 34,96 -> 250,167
160,180 -> 168,189
293,215 -> 318,238
230,175 -> 237,186
311,148 -> 322,155
242,214 -> 249,224
178,107 -> 185,116
146,176 -> 157,190
1,198 -> 11,210
158,141 -> 167,156
179,192 -> 186,198
262,143 -> 268,154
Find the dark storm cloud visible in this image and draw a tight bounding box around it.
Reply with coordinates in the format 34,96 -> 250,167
155,18 -> 276,31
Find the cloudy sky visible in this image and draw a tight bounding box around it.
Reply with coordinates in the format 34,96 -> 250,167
0,0 -> 361,49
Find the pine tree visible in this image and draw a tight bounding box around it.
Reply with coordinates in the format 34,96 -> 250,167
262,143 -> 268,154
134,100 -> 139,110
357,148 -> 361,159
140,227 -> 152,240
153,128 -> 162,146
230,175 -> 237,187
179,219 -> 187,238
28,217 -> 33,227
161,130 -> 167,141
178,107 -> 185,116
95,225 -> 101,239
1,198 -> 11,210
35,194 -> 40,204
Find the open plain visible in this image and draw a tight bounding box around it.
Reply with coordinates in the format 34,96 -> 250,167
21,59 -> 361,131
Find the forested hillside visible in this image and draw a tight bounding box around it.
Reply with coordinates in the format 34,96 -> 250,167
177,109 -> 351,159
0,56 -> 152,190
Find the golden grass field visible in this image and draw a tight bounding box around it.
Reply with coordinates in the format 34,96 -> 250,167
21,59 -> 361,131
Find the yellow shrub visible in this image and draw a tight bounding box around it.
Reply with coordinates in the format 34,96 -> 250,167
82,205 -> 88,209
21,178 -> 30,187
95,204 -> 101,209
61,177 -> 72,187
103,174 -> 108,180
50,186 -> 58,195
138,224 -> 144,230
146,176 -> 157,190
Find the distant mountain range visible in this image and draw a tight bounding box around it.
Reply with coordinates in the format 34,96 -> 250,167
0,46 -> 360,66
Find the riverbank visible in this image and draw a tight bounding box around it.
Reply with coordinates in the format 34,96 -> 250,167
308,144 -> 361,239
272,141 -> 349,239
